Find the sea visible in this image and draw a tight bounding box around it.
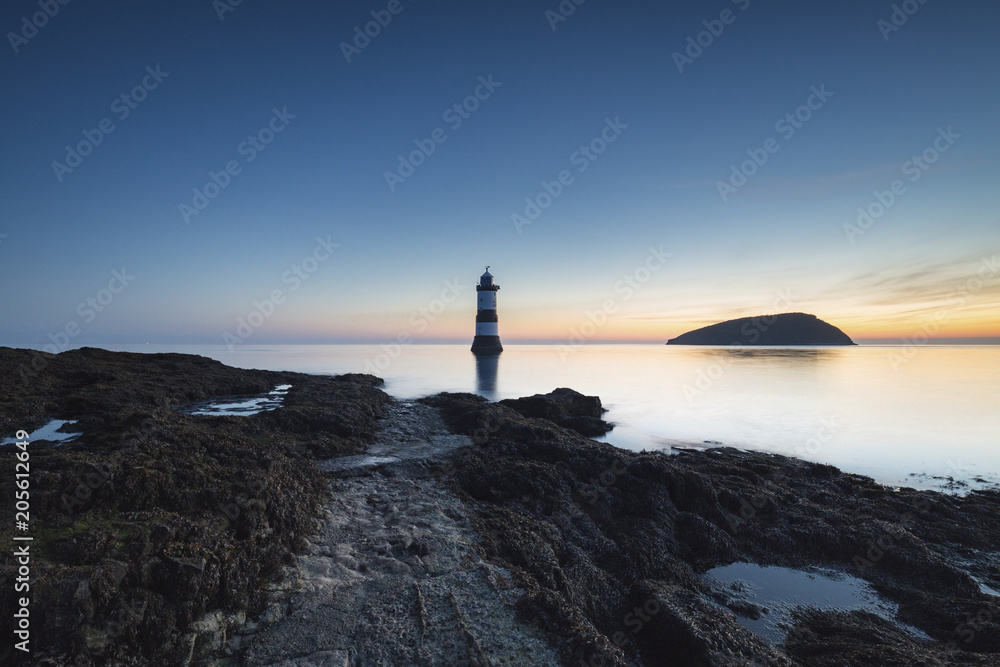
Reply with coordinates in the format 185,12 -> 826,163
34,343 -> 1000,494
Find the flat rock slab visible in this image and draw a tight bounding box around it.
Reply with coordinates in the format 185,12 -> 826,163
242,401 -> 560,666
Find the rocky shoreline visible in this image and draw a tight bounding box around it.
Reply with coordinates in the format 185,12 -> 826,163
2,348 -> 999,665
0,347 -> 388,666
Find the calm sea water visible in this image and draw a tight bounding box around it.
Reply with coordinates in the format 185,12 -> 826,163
84,344 -> 1000,492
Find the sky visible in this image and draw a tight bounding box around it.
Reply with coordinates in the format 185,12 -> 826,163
1,0 -> 998,347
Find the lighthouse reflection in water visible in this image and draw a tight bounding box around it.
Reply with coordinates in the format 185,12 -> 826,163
475,354 -> 499,400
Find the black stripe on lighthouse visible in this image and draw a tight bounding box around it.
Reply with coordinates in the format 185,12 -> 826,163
476,310 -> 498,323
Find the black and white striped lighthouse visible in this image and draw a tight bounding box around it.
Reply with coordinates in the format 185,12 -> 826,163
471,266 -> 503,355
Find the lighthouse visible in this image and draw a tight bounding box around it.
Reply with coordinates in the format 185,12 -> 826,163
471,266 -> 503,355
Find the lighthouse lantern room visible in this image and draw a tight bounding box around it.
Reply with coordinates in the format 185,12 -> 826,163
471,266 -> 503,355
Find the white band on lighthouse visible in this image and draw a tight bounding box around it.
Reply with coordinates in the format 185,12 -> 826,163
477,292 -> 497,310
476,322 -> 498,336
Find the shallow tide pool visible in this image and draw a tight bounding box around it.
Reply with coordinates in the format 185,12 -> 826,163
1,419 -> 82,446
704,562 -> 929,644
179,384 -> 292,416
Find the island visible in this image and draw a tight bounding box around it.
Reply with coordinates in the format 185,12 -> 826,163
667,312 -> 857,346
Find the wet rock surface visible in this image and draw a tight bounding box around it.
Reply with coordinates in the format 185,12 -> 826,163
3,348 -> 999,666
242,401 -> 560,666
0,348 -> 388,666
421,391 -> 1000,666
499,387 -> 613,437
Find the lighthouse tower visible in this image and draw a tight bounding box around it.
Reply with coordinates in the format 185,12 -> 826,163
471,266 -> 503,355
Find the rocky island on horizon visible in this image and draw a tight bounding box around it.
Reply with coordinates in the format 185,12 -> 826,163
2,347 -> 997,666
667,312 -> 857,346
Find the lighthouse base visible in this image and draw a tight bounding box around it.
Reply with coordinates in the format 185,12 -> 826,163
471,336 -> 503,356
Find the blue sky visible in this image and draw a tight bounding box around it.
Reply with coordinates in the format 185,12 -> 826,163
1,0 -> 998,346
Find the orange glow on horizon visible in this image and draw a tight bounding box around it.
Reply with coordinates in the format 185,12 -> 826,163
287,310 -> 998,344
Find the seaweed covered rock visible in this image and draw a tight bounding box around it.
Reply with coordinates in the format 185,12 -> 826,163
424,391 -> 1000,666
500,387 -> 613,437
0,347 -> 389,666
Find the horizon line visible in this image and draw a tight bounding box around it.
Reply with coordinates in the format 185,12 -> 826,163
4,337 -> 1000,349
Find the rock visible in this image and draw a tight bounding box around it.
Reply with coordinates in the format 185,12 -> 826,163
298,650 -> 350,667
0,346 -> 389,666
190,610 -> 227,657
149,522 -> 173,544
499,387 -> 613,436
630,581 -> 790,665
261,602 -> 286,626
5,347 -> 998,666
184,608 -> 249,663
424,391 -> 1000,665
179,632 -> 198,667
